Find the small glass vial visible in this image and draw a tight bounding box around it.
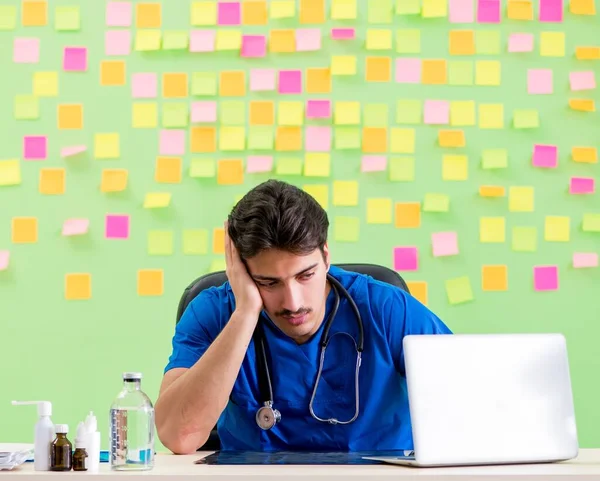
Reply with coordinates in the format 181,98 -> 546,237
73,443 -> 88,471
50,424 -> 72,471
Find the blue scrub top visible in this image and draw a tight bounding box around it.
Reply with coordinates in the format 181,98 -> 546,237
165,265 -> 452,452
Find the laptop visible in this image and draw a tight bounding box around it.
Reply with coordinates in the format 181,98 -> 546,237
364,333 -> 579,468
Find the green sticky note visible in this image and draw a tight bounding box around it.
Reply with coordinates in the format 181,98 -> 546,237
445,276 -> 474,305
334,127 -> 361,149
135,30 -> 161,51
389,156 -> 415,181
248,126 -> 274,150
513,110 -> 539,129
476,30 -> 501,55
334,216 -> 360,242
162,31 -> 189,50
396,29 -> 420,53
208,258 -> 227,273
423,193 -> 449,212
14,95 -> 39,120
183,229 -> 208,255
148,231 -> 174,256
482,149 -> 508,169
396,0 -> 421,14
276,157 -> 303,175
189,158 -> 215,178
0,159 -> 21,186
582,213 -> 600,232
220,101 -> 245,125
162,103 -> 188,128
369,0 -> 393,23
396,99 -> 422,124
512,227 -> 537,252
55,6 -> 80,31
192,72 -> 217,96
448,61 -> 474,86
0,6 -> 17,30
364,104 -> 389,127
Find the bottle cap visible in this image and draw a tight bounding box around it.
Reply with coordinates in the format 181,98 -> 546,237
123,372 -> 142,381
84,411 -> 97,432
55,424 -> 69,434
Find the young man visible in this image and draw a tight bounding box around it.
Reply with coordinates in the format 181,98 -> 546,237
155,180 -> 452,454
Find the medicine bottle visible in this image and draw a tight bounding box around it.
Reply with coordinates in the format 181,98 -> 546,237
50,424 -> 73,471
73,446 -> 88,471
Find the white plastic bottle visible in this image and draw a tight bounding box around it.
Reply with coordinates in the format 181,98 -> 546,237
12,400 -> 54,471
84,411 -> 101,472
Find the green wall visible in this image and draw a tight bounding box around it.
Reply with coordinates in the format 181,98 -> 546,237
1,0 -> 599,451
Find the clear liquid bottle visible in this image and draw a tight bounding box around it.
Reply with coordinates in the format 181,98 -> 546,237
109,372 -> 155,471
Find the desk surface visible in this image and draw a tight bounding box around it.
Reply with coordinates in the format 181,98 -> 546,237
4,448 -> 600,480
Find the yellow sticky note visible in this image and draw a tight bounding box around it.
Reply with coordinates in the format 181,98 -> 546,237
569,99 -> 595,112
94,133 -> 120,159
65,273 -> 91,300
479,185 -> 505,197
22,1 -> 47,26
367,198 -> 392,224
183,229 -> 208,255
276,156 -> 302,175
475,61 -> 501,86
540,32 -> 565,57
304,153 -> 330,177
331,56 -> 357,75
395,202 -> 421,228
332,0 -> 357,19
135,30 -> 161,51
422,0 -> 448,17
278,101 -> 304,126
219,126 -> 246,151
334,216 -> 360,242
0,159 -> 21,186
100,60 -> 126,86
480,217 -> 505,243
33,72 -> 58,97
212,228 -> 225,254
270,0 -> 295,18
58,104 -> 83,130
442,155 -> 468,181
101,169 -> 128,192
449,30 -> 475,56
389,156 -> 415,181
481,265 -> 508,291
39,168 -> 66,195
407,281 -> 428,305
478,104 -> 504,129
445,276 -> 474,305
366,29 -> 392,50
544,216 -> 570,242
191,1 -> 217,25
132,103 -> 158,128
218,159 -> 244,185
155,156 -> 182,183
137,269 -> 164,296
137,3 -> 161,28
507,1 -> 533,20
216,30 -> 242,50
450,101 -> 476,126
12,217 -> 38,243
572,146 -> 597,163
390,128 -> 415,154
333,180 -> 359,206
509,186 -> 534,212
576,46 -> 600,60
303,184 -> 329,209
144,192 -> 171,208
438,130 -> 465,148
270,29 -> 295,52
334,102 -> 360,125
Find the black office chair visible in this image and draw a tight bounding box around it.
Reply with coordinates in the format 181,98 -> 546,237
174,263 -> 410,451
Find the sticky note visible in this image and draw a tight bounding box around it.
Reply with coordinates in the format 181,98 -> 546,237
159,130 -> 185,155
241,35 -> 266,57
512,226 -> 537,252
62,219 -> 89,236
190,101 -> 216,123
539,0 -> 563,21
137,269 -> 164,296
335,127 -> 361,149
106,2 -> 132,26
248,126 -> 274,150
482,265 -> 507,291
540,32 -> 565,57
583,213 -> 600,232
304,153 -> 330,177
23,136 -> 47,160
275,126 -> 301,151
191,2 -> 217,25
190,30 -> 215,52
576,46 -> 600,60
480,217 -> 505,243
395,58 -> 421,84
362,128 -> 387,153
14,94 -> 39,120
366,198 -> 392,224
61,145 -> 86,158
422,0 -> 448,16
573,253 -> 598,268
13,38 -> 39,63
246,156 -> 273,173
366,29 -> 392,50
100,60 -> 126,86
216,27 -> 242,48
270,0 -> 295,18
528,69 -> 553,94
105,215 -> 129,239
569,71 -> 596,91
334,217 -> 360,242
507,0 -> 533,19
532,144 -> 558,168
545,216 -> 570,242
477,0 -> 500,21
248,69 -> 275,92
366,57 -> 392,82
395,202 -> 421,228
479,185 -> 505,198
364,104 -> 388,127
432,231 -> 459,257
332,0 -> 357,19
101,169 -> 128,192
132,73 -> 157,98
390,128 -> 415,154
572,147 -> 597,163
300,0 -> 325,24
22,1 -> 47,26
396,99 -> 422,125
155,156 -> 182,183
12,217 -> 37,243
0,160 -> 21,186
475,30 -> 501,55
218,159 -> 244,184
442,155 -> 468,180
439,130 -> 465,148
533,266 -> 558,291
424,100 -> 449,124
448,0 -> 474,20
450,101 -> 475,126
398,0 -> 422,14
0,6 -> 17,30
482,149 -> 508,169
270,29 -> 295,52
279,70 -> 302,94
570,0 -> 596,14
105,30 -> 131,56
132,102 -> 158,128
389,157 -> 415,181
475,60 -> 500,86
94,133 -> 119,159
163,73 -> 188,98
162,31 -> 188,50
478,104 -> 503,129
58,104 -> 83,130
333,180 -> 359,206
421,59 -> 447,84
446,276 -> 473,304
63,47 -> 87,72
424,193 -> 450,212
448,61 -> 474,85
508,33 -> 534,53
406,281 -> 427,306
509,186 -> 534,212
136,3 -> 161,28
220,101 -> 245,126
331,28 -> 355,40
569,99 -> 595,112
396,29 -> 420,54
570,177 -> 595,194
513,109 -> 539,129
334,102 -> 360,125
305,126 -> 331,152
135,30 -> 161,51
331,56 -> 356,76
39,168 -> 66,195
296,28 -> 321,52
275,157 -> 302,175
220,71 -> 246,97
55,6 -> 80,30
144,193 -> 171,209
218,2 -> 241,25
191,72 -> 217,96
394,247 -> 418,271
360,155 -> 387,171
303,184 -> 329,209
278,102 -> 304,126
0,251 -> 9,271
449,30 -> 475,56
189,158 -> 216,178
65,274 -> 91,300
148,231 -> 174,256
183,229 -> 208,255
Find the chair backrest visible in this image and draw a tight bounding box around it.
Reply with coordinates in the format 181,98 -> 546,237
176,263 -> 409,323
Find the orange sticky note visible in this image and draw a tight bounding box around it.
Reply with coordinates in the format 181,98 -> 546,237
242,1 -> 268,24
365,57 -> 392,82
449,30 -> 475,56
482,265 -> 508,291
58,104 -> 83,130
136,3 -> 161,28
569,99 -> 595,112
395,202 -> 421,228
213,228 -> 225,254
362,127 -> 387,153
217,159 -> 244,185
39,168 -> 66,195
300,0 -> 325,23
137,269 -> 164,296
479,185 -> 505,197
507,1 -> 533,20
12,217 -> 38,243
65,273 -> 92,300
438,130 -> 465,147
155,156 -> 182,183
572,146 -> 597,163
22,1 -> 47,26
250,101 -> 274,125
163,73 -> 188,98
306,68 -> 331,93
276,126 -> 302,151
220,71 -> 246,97
422,59 -> 447,84
570,0 -> 596,15
100,60 -> 126,86
575,46 -> 600,60
190,127 -> 216,153
407,281 -> 428,305
270,29 -> 296,52
101,169 -> 128,192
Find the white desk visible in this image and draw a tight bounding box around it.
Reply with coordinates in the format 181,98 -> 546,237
4,449 -> 600,480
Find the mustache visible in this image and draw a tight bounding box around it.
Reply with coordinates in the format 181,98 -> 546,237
276,308 -> 312,317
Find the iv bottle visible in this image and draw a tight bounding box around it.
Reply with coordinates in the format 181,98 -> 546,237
109,372 -> 155,471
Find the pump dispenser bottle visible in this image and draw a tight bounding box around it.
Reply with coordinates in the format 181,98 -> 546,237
11,400 -> 54,471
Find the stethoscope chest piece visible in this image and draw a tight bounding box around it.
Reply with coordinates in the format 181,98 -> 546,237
256,401 -> 281,430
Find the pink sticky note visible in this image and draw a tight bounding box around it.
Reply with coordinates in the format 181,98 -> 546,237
361,155 -> 387,172
105,30 -> 131,56
131,73 -> 157,98
569,71 -> 596,91
61,145 -> 87,157
218,2 -> 240,25
306,100 -> 331,118
13,38 -> 39,63
63,47 -> 87,72
0,251 -> 9,271
305,127 -> 331,152
532,144 -> 558,168
159,130 -> 185,155
23,136 -> 47,160
508,33 -> 534,52
62,218 -> 90,236
432,232 -> 459,257
573,252 -> 598,268
449,0 -> 475,22
477,0 -> 500,22
296,29 -> 321,51
191,101 -> 217,123
241,35 -> 266,58
394,247 -> 418,271
395,58 -> 421,84
106,2 -> 132,26
250,69 -> 276,91
527,69 -> 553,94
190,30 -> 216,52
278,70 -> 302,94
569,177 -> 595,194
105,214 -> 129,239
424,100 -> 450,125
533,265 -> 558,291
246,156 -> 273,173
540,0 -> 563,22
331,28 -> 355,40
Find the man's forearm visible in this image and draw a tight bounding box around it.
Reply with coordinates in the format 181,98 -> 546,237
155,310 -> 259,453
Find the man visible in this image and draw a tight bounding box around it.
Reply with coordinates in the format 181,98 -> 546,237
155,179 -> 452,454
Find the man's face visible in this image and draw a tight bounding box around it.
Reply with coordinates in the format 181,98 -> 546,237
245,244 -> 330,344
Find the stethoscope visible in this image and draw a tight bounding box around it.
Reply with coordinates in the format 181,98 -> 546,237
253,273 -> 365,430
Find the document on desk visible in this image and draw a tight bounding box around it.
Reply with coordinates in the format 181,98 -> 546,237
194,450 -> 412,465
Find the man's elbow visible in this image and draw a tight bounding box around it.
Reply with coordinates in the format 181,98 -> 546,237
157,424 -> 209,455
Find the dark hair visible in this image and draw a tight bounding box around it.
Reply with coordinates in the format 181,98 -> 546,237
227,180 -> 329,259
